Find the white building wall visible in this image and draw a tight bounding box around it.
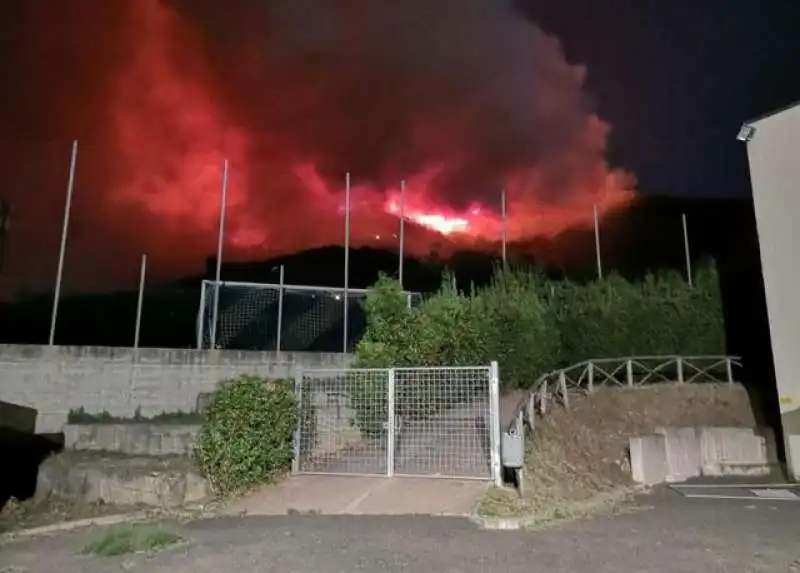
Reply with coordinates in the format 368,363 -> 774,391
746,102 -> 800,479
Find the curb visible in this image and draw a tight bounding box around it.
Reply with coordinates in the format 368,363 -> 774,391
469,515 -> 526,530
0,510 -> 154,543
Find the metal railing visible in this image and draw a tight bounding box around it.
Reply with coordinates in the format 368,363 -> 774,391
510,355 -> 742,434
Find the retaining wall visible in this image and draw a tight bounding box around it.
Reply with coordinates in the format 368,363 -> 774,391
0,345 -> 353,432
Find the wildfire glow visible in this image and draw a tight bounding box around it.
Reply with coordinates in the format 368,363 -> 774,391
1,0 -> 638,291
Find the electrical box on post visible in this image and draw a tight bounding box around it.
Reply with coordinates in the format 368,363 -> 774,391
501,430 -> 524,469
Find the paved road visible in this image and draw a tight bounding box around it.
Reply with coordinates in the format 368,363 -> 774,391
2,489 -> 799,573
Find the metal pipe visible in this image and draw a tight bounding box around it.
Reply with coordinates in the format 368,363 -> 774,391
398,179 -> 405,287
343,172 -> 351,353
133,254 -> 147,348
501,189 -> 507,267
593,204 -> 603,280
49,140 -> 79,346
276,264 -> 285,352
682,213 -> 693,286
209,159 -> 229,349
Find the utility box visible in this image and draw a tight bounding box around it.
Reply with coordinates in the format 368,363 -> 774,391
502,431 -> 524,469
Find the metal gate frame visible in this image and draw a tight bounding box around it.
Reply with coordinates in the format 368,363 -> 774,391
292,362 -> 502,486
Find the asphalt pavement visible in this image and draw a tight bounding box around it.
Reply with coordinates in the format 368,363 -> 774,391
2,488 -> 799,573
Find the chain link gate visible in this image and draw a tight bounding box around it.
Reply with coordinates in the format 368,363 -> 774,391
292,363 -> 501,483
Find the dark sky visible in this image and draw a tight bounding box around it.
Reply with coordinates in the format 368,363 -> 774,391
519,0 -> 800,197
0,0 -> 798,296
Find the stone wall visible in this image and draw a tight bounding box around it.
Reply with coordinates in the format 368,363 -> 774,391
0,345 -> 353,432
64,424 -> 201,456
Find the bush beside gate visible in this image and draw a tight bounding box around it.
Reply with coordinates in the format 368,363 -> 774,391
194,375 -> 315,497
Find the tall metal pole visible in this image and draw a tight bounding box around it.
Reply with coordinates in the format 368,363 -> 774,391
682,213 -> 693,287
501,189 -> 508,268
209,159 -> 229,349
49,140 -> 78,346
343,172 -> 351,354
133,254 -> 147,349
276,264 -> 285,352
398,179 -> 406,287
0,199 -> 11,274
593,204 -> 603,280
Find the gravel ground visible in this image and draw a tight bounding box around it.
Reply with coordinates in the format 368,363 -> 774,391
1,488 -> 798,573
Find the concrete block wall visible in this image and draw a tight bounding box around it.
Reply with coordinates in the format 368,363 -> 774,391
0,345 -> 353,432
629,426 -> 774,485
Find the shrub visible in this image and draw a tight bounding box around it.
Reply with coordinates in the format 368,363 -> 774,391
354,260 -> 726,403
554,260 -> 725,364
194,375 -> 302,497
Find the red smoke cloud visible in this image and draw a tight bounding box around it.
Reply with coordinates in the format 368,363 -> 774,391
0,0 -> 634,294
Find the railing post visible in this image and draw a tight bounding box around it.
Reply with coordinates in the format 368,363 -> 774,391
387,368 -> 396,477
489,361 -> 502,486
542,379 -> 549,414
292,367 -> 304,474
725,358 -> 734,386
587,362 -> 594,393
676,357 -> 684,384
558,370 -> 569,408
527,393 -> 536,431
626,359 -> 633,387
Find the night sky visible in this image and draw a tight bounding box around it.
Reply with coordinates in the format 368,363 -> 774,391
521,0 -> 800,197
0,0 -> 798,296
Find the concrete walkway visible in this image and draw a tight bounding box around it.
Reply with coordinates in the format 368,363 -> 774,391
224,475 -> 489,516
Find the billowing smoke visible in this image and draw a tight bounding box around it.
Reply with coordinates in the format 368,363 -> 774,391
0,0 -> 634,295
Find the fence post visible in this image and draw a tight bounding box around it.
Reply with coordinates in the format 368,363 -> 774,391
489,361 -> 502,487
587,362 -> 594,393
387,368 -> 396,477
725,358 -> 734,386
558,370 -> 569,408
542,379 -> 548,414
626,359 -> 633,387
676,357 -> 684,384
292,368 -> 304,474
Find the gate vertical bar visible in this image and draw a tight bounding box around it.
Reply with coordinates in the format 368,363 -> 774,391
489,361 -> 502,486
292,368 -> 304,473
387,368 -> 396,477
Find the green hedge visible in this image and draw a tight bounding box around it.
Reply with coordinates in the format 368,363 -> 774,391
194,375 -> 315,497
354,261 -> 725,392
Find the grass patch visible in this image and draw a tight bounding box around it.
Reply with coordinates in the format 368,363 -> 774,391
477,483 -> 646,530
81,525 -> 182,557
0,497 -> 141,535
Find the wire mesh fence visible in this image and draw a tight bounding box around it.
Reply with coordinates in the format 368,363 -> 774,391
293,364 -> 501,481
197,280 -> 421,352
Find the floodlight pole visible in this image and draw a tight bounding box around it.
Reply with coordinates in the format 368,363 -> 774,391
133,254 -> 147,349
209,159 -> 229,349
398,180 -> 406,288
276,264 -> 285,353
593,204 -> 603,280
343,173 -> 351,354
501,189 -> 508,268
49,140 -> 78,346
0,199 -> 10,274
682,213 -> 693,287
